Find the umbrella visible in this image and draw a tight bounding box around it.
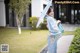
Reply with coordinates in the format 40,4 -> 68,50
36,0 -> 52,28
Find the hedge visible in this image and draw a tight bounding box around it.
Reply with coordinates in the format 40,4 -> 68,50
40,19 -> 47,30
68,28 -> 80,53
29,16 -> 39,30
29,17 -> 48,30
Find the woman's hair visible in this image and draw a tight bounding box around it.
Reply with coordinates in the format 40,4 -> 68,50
47,7 -> 53,15
47,8 -> 51,15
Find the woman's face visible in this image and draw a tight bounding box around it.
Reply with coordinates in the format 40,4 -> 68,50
48,9 -> 54,17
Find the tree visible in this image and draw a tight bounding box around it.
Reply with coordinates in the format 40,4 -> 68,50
9,0 -> 30,34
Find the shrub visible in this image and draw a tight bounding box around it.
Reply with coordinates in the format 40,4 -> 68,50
29,17 -> 48,30
40,23 -> 47,29
68,28 -> 80,53
40,18 -> 47,30
29,16 -> 39,30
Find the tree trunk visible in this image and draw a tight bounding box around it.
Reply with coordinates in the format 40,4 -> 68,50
18,24 -> 21,34
16,15 -> 21,34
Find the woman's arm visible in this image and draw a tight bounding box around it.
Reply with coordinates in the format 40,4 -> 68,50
57,20 -> 61,25
57,20 -> 64,33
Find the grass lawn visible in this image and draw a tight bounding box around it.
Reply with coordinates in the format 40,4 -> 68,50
0,28 -> 74,53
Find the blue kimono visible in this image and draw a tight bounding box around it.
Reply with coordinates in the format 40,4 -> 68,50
46,15 -> 61,35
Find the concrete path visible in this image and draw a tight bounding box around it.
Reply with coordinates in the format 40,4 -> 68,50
40,35 -> 74,53
62,24 -> 80,31
57,35 -> 74,53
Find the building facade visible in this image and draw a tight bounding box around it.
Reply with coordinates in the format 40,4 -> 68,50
0,0 -> 6,27
53,0 -> 80,24
0,0 -> 46,27
0,0 -> 80,27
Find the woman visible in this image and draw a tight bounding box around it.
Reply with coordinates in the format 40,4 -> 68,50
45,8 -> 64,53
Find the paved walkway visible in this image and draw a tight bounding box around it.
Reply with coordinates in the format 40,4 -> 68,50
57,35 -> 74,53
62,24 -> 80,31
40,35 -> 74,53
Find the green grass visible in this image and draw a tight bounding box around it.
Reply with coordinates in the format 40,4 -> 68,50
63,31 -> 74,35
0,28 -> 74,53
0,28 -> 48,53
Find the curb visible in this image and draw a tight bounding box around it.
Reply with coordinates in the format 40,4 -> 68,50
39,44 -> 48,53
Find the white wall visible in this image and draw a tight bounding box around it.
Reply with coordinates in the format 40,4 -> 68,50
31,0 -> 43,17
43,0 -> 48,4
0,0 -> 6,27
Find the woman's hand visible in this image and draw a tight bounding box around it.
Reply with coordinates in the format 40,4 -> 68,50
57,20 -> 61,25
